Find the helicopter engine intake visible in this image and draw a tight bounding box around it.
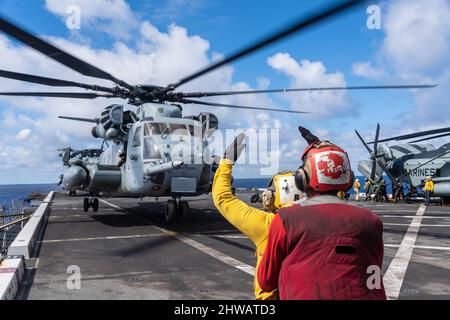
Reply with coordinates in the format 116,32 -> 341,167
91,104 -> 134,141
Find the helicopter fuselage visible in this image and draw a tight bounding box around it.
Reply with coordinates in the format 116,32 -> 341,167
358,142 -> 450,199
61,103 -> 217,199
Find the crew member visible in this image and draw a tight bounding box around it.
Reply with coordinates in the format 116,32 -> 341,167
393,178 -> 404,204
257,127 -> 386,300
212,133 -> 302,300
380,179 -> 389,202
372,181 -> 380,202
364,178 -> 371,201
212,134 -> 277,300
424,176 -> 434,206
353,178 -> 361,201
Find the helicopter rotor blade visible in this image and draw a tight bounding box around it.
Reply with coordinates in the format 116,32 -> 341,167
355,129 -> 378,181
0,92 -> 115,99
355,130 -> 373,154
0,69 -> 117,94
170,0 -> 364,89
375,158 -> 396,185
180,98 -> 309,114
409,132 -> 450,143
180,84 -> 437,98
373,123 -> 380,156
370,124 -> 380,182
59,116 -> 100,124
0,16 -> 133,90
368,127 -> 450,144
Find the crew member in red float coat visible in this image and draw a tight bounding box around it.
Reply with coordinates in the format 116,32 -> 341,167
257,127 -> 386,300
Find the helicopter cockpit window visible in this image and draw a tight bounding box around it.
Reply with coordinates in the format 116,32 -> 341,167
188,125 -> 203,138
143,137 -> 162,160
170,124 -> 189,136
132,126 -> 142,148
143,123 -> 193,137
144,123 -> 161,136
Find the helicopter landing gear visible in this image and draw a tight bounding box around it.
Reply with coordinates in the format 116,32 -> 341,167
165,198 -> 189,222
83,195 -> 99,213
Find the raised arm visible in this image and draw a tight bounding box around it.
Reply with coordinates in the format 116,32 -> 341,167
212,134 -> 274,246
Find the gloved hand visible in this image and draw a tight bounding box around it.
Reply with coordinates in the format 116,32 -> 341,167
224,133 -> 246,163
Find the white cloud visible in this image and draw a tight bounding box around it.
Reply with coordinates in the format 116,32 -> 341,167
352,61 -> 386,80
45,0 -> 137,39
16,128 -> 31,140
382,0 -> 450,77
267,53 -> 354,118
381,0 -> 450,126
349,0 -> 450,130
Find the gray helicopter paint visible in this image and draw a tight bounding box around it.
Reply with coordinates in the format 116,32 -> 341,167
136,103 -> 182,120
389,143 -> 435,159
60,102 -> 214,200
62,166 -> 87,192
359,141 -> 450,198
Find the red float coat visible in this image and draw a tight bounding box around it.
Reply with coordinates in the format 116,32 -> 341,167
257,195 -> 386,300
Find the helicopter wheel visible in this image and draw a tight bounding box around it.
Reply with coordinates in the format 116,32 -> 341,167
180,201 -> 190,219
92,198 -> 99,212
165,199 -> 178,222
83,198 -> 89,212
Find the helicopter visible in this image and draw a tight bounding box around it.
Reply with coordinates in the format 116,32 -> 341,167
57,146 -> 104,196
356,125 -> 450,204
0,1 -> 437,221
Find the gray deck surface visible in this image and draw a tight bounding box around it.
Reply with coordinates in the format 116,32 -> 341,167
17,192 -> 450,300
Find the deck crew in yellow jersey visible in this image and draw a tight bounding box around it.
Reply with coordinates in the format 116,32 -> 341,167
212,134 -> 302,300
424,176 -> 434,206
212,157 -> 277,300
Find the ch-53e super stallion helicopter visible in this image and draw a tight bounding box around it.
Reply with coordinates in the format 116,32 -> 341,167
356,125 -> 450,204
0,1 -> 436,221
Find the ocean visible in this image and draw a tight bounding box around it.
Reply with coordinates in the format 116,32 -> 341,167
0,184 -> 61,214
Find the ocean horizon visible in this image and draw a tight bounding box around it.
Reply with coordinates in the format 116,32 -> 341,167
0,175 -> 379,212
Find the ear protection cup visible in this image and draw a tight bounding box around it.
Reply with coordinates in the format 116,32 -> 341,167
294,166 -> 308,192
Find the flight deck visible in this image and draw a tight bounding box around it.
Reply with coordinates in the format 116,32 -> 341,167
15,191 -> 450,300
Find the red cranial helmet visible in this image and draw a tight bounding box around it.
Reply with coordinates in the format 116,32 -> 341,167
295,127 -> 354,193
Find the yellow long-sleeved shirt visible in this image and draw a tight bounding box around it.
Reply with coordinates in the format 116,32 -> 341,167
212,159 -> 278,300
424,180 -> 434,191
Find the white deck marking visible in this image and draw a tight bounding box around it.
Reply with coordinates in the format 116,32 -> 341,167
384,244 -> 450,251
373,210 -> 418,213
384,223 -> 450,227
99,199 -> 255,276
380,215 -> 449,219
168,233 -> 255,275
39,233 -> 173,243
383,205 -> 426,300
39,233 -> 248,243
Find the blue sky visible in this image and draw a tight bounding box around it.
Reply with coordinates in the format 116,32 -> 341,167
0,0 -> 449,184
